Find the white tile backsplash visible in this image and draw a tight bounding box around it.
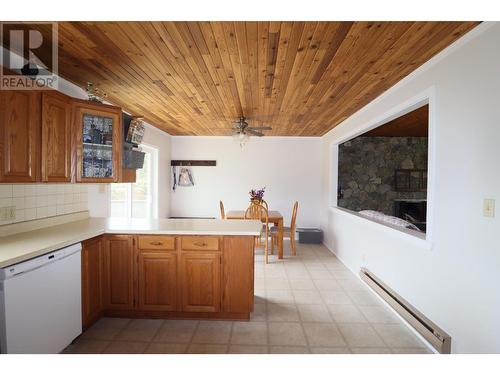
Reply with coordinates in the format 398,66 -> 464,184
0,185 -> 12,198
25,196 -> 37,209
0,197 -> 12,207
12,185 -> 25,197
36,195 -> 48,207
0,184 -> 89,225
13,197 -> 24,209
24,208 -> 36,221
24,185 -> 37,196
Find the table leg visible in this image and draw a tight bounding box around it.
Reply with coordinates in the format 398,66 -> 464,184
278,218 -> 284,259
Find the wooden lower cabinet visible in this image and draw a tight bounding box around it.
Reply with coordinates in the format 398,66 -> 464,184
180,252 -> 221,313
83,234 -> 254,326
137,251 -> 178,311
81,236 -> 104,329
222,236 -> 255,313
102,235 -> 135,311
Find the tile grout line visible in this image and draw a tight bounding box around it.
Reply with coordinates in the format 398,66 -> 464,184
294,251 -> 344,353
324,278 -> 390,352
101,318 -> 135,353
145,319 -> 169,353
186,320 -> 201,353
226,320 -> 236,353
72,243 -> 428,354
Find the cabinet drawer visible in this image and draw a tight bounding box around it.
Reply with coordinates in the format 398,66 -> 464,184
137,236 -> 176,251
181,236 -> 220,251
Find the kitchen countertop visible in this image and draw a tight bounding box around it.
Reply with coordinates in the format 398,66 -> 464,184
0,217 -> 262,268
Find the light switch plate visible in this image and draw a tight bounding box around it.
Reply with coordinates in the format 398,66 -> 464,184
0,206 -> 15,221
483,199 -> 495,218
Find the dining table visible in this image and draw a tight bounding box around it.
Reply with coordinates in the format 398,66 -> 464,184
225,210 -> 284,260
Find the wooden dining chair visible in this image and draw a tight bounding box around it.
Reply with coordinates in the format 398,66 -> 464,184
245,203 -> 270,264
255,200 -> 269,246
271,201 -> 299,256
219,200 -> 225,219
261,199 -> 269,210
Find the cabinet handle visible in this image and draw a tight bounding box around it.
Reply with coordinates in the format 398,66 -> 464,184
194,241 -> 207,247
150,241 -> 164,246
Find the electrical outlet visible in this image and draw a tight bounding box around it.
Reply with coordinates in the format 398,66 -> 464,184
0,206 -> 16,221
483,199 -> 495,218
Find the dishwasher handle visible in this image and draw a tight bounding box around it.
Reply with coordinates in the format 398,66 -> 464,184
0,243 -> 81,281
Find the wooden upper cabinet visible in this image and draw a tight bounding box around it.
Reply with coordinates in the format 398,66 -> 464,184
41,91 -> 72,182
0,90 -> 41,182
102,235 -> 134,310
137,252 -> 178,311
73,100 -> 122,183
180,252 -> 221,313
81,236 -> 104,329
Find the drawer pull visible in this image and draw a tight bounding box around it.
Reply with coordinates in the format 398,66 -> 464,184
194,241 -> 207,247
150,241 -> 164,246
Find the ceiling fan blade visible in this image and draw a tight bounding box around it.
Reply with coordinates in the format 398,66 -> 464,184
246,129 -> 265,137
247,126 -> 272,131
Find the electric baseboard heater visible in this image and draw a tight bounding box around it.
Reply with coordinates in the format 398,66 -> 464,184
360,268 -> 451,354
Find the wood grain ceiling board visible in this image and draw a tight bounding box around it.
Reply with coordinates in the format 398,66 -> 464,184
6,22 -> 478,136
364,105 -> 429,137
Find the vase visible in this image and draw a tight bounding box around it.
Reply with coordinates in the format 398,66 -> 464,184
250,198 -> 263,206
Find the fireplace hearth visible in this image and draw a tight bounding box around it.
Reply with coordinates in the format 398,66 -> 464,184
394,199 -> 427,232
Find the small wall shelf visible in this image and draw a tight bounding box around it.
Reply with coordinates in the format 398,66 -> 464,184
171,160 -> 216,167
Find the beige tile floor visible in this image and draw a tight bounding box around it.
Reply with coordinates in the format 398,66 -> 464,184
63,242 -> 432,354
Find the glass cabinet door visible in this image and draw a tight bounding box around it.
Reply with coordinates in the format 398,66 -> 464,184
75,102 -> 122,183
82,114 -> 114,178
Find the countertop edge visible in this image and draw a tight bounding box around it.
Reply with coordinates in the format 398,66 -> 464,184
105,229 -> 262,236
0,228 -> 106,268
0,219 -> 262,268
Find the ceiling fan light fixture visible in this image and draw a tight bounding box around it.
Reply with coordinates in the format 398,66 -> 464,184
233,132 -> 250,147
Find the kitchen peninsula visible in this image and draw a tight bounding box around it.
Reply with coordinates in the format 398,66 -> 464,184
0,214 -> 262,330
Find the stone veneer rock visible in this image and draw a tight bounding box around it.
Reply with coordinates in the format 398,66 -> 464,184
338,136 -> 428,215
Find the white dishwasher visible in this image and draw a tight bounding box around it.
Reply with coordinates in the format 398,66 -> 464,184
0,243 -> 82,354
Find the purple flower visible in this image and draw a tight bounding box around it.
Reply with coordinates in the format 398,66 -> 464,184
249,187 -> 265,200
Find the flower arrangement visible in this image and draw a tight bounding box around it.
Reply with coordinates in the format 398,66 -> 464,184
249,187 -> 265,202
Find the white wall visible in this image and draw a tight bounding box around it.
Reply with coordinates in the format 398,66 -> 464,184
170,137 -> 322,227
320,22 -> 500,353
142,125 -> 171,218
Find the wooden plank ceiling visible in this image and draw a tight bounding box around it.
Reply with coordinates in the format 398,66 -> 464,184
364,105 -> 429,137
28,22 -> 478,136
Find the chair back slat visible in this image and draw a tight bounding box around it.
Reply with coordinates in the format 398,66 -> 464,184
245,203 -> 269,225
290,201 -> 299,232
261,199 -> 269,210
219,200 -> 225,219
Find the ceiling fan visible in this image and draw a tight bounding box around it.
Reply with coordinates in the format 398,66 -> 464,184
211,116 -> 272,145
230,116 -> 273,137
209,116 -> 273,147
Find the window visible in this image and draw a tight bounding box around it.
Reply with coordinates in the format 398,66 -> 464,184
337,104 -> 429,234
110,144 -> 158,219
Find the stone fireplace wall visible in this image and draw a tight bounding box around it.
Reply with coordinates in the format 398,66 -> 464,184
338,136 -> 428,215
